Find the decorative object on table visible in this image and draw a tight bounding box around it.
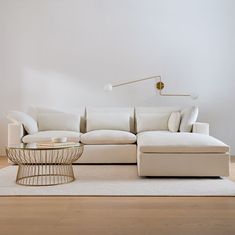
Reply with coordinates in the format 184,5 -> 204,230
6,143 -> 83,186
51,137 -> 68,143
104,75 -> 198,99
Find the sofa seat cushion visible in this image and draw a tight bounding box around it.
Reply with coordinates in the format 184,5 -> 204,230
22,131 -> 81,144
81,130 -> 136,145
137,131 -> 229,153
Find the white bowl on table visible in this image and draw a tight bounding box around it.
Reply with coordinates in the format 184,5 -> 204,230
51,137 -> 68,143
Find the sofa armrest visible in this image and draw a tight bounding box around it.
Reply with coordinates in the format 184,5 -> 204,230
8,123 -> 25,146
192,122 -> 209,135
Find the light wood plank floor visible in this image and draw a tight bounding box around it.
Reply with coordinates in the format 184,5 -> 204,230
0,156 -> 235,235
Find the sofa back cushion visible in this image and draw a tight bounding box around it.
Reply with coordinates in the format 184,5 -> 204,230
135,107 -> 180,133
86,107 -> 134,132
136,113 -> 170,132
28,106 -> 86,132
38,113 -> 80,132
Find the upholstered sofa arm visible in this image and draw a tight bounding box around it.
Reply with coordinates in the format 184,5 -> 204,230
192,122 -> 209,135
8,123 -> 25,146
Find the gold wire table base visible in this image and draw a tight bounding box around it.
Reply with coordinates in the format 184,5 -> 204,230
6,144 -> 83,186
16,164 -> 75,186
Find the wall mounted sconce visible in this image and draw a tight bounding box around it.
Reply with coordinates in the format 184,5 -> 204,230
104,75 -> 198,99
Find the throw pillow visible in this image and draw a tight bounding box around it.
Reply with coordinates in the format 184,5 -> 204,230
168,112 -> 181,132
7,111 -> 38,134
180,106 -> 198,132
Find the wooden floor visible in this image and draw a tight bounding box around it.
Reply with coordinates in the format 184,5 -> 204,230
0,156 -> 235,235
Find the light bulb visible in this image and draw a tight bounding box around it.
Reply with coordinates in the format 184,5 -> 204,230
104,84 -> 113,91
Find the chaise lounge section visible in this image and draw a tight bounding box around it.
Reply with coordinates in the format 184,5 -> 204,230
137,131 -> 230,176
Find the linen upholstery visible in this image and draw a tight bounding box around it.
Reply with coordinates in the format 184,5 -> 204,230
28,106 -> 86,133
193,122 -> 209,135
137,152 -> 230,176
86,113 -> 130,132
22,131 -> 81,144
76,145 -> 137,163
38,113 -> 80,132
8,123 -> 25,145
136,113 -> 170,132
7,111 -> 38,134
7,106 -> 230,177
168,112 -> 181,132
135,107 -> 181,133
81,130 -> 136,144
180,106 -> 198,132
137,131 -> 229,153
86,107 -> 134,133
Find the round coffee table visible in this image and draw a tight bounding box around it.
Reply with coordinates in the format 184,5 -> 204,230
6,143 -> 83,186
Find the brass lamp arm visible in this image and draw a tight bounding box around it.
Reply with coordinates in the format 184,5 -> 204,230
112,76 -> 161,88
104,75 -> 198,99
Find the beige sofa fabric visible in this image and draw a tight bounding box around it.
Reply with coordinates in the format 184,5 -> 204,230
137,152 -> 230,176
180,106 -> 198,132
8,123 -> 25,146
22,131 -> 81,144
135,113 -> 170,132
168,112 -> 181,132
37,113 -> 80,132
28,106 -> 86,133
76,144 -> 137,163
192,122 -> 209,135
86,107 -> 135,133
135,106 -> 181,133
137,131 -> 229,153
86,113 -> 131,132
81,130 -> 136,145
7,106 -> 230,177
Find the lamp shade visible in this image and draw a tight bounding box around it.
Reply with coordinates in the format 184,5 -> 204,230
104,84 -> 113,91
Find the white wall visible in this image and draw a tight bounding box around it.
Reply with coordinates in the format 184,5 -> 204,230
0,0 -> 235,153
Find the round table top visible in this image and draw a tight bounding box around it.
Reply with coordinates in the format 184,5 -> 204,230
7,142 -> 83,151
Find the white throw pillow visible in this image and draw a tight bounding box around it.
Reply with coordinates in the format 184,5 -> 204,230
136,113 -> 170,133
38,113 -> 80,132
168,112 -> 181,132
7,111 -> 38,134
86,113 -> 130,132
180,106 -> 199,132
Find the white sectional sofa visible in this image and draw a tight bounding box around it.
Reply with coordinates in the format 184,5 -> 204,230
7,106 -> 230,177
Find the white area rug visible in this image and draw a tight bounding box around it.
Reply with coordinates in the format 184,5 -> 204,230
0,165 -> 235,196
